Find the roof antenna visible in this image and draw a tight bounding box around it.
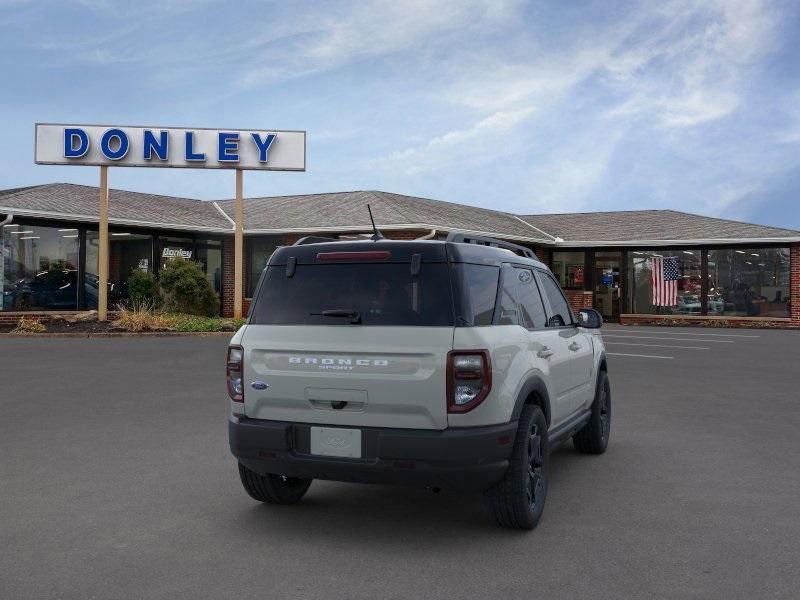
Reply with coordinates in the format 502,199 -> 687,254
367,204 -> 384,241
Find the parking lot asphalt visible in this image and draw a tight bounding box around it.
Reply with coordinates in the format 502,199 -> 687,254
1,327 -> 799,600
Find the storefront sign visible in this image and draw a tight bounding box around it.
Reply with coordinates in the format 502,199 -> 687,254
162,247 -> 192,259
34,123 -> 306,171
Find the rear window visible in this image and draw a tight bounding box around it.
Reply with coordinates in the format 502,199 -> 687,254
250,263 -> 454,326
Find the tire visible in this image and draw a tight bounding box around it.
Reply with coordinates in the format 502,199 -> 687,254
237,462 -> 312,505
573,370 -> 611,454
485,405 -> 549,530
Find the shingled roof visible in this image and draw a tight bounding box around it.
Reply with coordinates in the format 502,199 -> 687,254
1,183 -> 798,244
214,190 -> 549,242
0,183 -> 231,232
519,210 -> 800,244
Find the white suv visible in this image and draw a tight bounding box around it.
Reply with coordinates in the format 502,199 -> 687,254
227,234 -> 610,529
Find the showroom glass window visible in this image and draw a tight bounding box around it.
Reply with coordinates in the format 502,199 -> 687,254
159,236 -> 195,271
247,236 -> 284,296
196,239 -> 223,299
1,223 -> 80,311
629,249 -> 702,314
551,251 -> 585,290
85,230 -> 154,308
707,248 -> 790,318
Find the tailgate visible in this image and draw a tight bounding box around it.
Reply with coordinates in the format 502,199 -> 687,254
242,325 -> 454,430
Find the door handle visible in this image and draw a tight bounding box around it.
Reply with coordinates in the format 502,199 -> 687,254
568,342 -> 581,351
537,347 -> 554,359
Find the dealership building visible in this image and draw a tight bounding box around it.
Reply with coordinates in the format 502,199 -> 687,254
1,182 -> 798,328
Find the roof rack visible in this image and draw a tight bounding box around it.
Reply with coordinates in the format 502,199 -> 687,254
293,235 -> 339,246
445,232 -> 536,259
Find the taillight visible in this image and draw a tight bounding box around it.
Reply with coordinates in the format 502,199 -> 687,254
447,350 -> 491,413
227,345 -> 244,402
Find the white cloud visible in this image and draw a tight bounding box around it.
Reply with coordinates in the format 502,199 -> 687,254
367,0 -> 792,217
375,106 -> 536,175
238,0 -> 522,88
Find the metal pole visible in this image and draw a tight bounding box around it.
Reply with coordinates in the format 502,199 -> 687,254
234,169 -> 244,319
98,166 -> 109,321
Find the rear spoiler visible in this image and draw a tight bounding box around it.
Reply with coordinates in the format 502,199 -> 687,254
293,235 -> 339,246
445,232 -> 536,259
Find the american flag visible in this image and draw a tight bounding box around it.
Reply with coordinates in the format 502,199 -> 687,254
651,256 -> 679,306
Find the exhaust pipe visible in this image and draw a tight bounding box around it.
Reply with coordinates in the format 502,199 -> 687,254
0,213 -> 12,227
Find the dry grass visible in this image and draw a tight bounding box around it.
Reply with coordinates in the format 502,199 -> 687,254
11,317 -> 46,334
113,301 -> 176,332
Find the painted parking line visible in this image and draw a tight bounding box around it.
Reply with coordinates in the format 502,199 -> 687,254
604,342 -> 710,350
602,334 -> 734,343
604,330 -> 759,338
606,352 -> 674,359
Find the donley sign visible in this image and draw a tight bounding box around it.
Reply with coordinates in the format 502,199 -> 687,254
35,124 -> 305,171
33,122 -> 306,320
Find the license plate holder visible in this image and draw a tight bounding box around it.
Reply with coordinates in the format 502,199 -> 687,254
310,426 -> 362,458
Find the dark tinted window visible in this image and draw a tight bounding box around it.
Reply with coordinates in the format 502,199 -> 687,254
538,271 -> 572,326
515,268 -> 547,329
496,265 -> 520,325
250,263 -> 453,326
452,264 -> 500,326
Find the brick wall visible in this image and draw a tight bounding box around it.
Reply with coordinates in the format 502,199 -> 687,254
0,311 -> 120,326
619,314 -> 798,329
221,237 -> 235,317
563,290 -> 594,313
791,244 -> 799,325
0,311 -> 60,326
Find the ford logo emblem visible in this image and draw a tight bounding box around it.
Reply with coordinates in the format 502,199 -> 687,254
251,381 -> 270,390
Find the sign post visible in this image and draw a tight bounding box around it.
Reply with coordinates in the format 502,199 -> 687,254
98,166 -> 109,320
234,169 -> 244,319
34,123 -> 306,320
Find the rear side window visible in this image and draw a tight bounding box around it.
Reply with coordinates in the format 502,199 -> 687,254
496,266 -> 547,328
451,264 -> 500,326
250,263 -> 453,326
496,265 -> 520,325
515,268 -> 547,329
537,271 -> 573,326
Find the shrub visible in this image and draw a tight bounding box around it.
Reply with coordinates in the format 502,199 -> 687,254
170,315 -> 243,332
158,259 -> 220,317
114,302 -> 174,332
11,316 -> 46,334
127,269 -> 162,308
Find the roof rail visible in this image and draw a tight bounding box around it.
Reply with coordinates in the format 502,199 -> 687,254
293,235 -> 339,246
445,232 -> 536,259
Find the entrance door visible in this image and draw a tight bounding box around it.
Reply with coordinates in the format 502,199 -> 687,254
593,251 -> 622,322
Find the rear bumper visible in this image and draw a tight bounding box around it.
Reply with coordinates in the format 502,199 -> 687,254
229,416 -> 517,492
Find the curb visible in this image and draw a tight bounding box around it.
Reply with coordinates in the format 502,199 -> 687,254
0,331 -> 235,339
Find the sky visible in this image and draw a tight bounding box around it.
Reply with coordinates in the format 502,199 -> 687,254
1,0 -> 799,229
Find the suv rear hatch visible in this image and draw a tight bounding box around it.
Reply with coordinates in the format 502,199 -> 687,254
241,242 -> 455,430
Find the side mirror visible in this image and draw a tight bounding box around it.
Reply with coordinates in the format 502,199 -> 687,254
578,308 -> 603,329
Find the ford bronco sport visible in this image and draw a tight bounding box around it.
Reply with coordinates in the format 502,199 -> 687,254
228,233 -> 609,529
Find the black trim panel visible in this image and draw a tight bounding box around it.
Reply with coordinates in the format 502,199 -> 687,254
547,409 -> 591,449
230,416 -> 518,492
511,376 -> 552,425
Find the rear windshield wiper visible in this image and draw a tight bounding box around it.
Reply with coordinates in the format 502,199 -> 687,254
310,309 -> 362,324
